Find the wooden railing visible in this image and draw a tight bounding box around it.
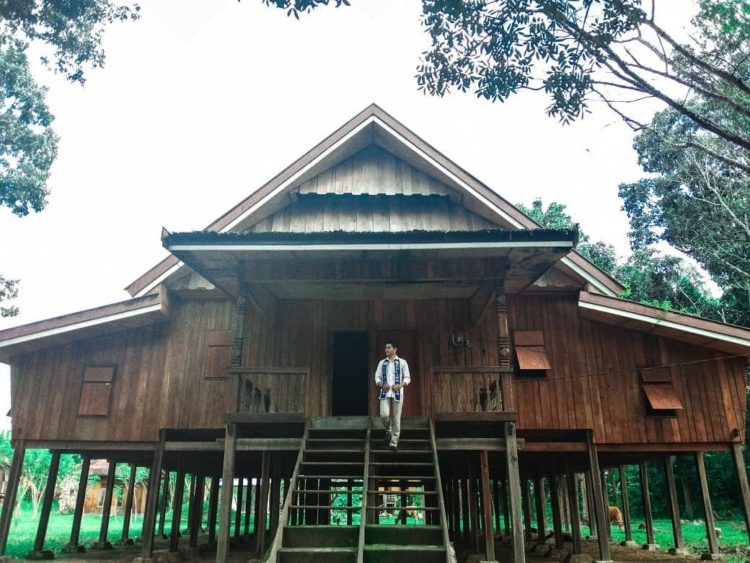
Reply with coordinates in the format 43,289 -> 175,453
432,367 -> 513,413
232,368 -> 308,414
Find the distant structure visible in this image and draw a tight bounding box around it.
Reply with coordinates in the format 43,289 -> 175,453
0,105 -> 748,562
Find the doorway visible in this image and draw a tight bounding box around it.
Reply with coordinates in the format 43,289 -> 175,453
332,332 -> 369,416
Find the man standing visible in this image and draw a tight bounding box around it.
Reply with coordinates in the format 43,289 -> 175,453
375,340 -> 411,450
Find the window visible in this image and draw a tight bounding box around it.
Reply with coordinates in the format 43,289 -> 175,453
78,366 -> 115,416
513,330 -> 551,377
203,330 -> 233,379
640,367 -> 683,417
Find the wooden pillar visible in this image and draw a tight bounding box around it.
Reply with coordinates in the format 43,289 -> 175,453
186,474 -> 196,538
256,451 -> 271,556
565,467 -> 582,554
479,450 -> 496,560
32,450 -> 61,554
504,421 -> 525,563
217,422 -> 237,563
468,468 -> 480,551
501,478 -> 511,534
121,463 -> 137,542
618,464 -> 634,545
68,453 -> 91,549
234,477 -> 245,538
493,479 -> 501,533
695,452 -> 720,557
0,440 -> 24,555
96,459 -> 117,547
460,478 -> 471,547
533,476 -> 546,544
158,470 -> 170,538
585,433 -> 612,562
549,475 -> 564,549
521,479 -> 532,543
560,474 -> 570,532
189,475 -> 205,547
232,285 -> 248,368
731,443 -> 750,544
269,461 -> 281,540
141,432 -> 166,557
170,466 -> 186,552
639,461 -> 657,548
584,472 -> 597,537
245,477 -> 255,534
208,475 -> 220,545
663,456 -> 686,554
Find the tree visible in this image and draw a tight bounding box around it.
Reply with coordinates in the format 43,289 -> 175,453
0,0 -> 139,315
263,0 -> 750,156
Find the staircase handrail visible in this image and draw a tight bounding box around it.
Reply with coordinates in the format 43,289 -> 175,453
356,421 -> 372,563
429,417 -> 452,563
264,419 -> 309,562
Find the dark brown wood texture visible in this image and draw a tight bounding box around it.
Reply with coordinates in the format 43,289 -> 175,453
508,294 -> 747,444
642,384 -> 684,410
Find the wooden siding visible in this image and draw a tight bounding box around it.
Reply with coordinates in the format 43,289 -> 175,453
247,194 -> 497,233
296,145 -> 455,198
508,294 -> 747,444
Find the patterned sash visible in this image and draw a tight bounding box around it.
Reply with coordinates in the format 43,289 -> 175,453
379,358 -> 401,402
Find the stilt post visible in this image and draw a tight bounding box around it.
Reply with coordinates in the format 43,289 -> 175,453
619,464 -> 634,545
549,474 -> 564,549
257,450 -> 271,557
217,422 -> 237,563
32,450 -> 61,554
158,470 -> 170,538
585,432 -> 612,562
208,475 -> 220,545
695,452 -> 721,558
731,443 -> 750,544
504,421 -> 525,563
141,431 -> 166,557
479,450 -> 496,560
663,456 -> 686,554
565,467 -> 582,554
121,463 -> 137,542
639,461 -> 658,549
169,464 -> 186,552
533,476 -> 546,545
95,459 -> 117,547
68,453 -> 91,549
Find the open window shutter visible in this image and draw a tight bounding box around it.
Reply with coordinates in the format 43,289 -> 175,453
78,366 -> 115,416
639,369 -> 683,415
513,330 -> 551,373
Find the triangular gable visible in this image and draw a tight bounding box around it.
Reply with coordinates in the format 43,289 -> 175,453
125,104 -> 623,297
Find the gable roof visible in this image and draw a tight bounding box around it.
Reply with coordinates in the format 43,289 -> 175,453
125,103 -> 624,298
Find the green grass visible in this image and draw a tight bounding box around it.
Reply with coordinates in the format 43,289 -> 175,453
604,517 -> 749,551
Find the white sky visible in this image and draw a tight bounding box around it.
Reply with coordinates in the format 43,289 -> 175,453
0,0 -> 694,430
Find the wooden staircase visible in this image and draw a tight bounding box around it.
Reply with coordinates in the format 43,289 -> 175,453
266,417 -> 450,563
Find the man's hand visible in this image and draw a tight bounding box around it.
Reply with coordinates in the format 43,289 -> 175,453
392,384 -> 401,392
382,384 -> 391,391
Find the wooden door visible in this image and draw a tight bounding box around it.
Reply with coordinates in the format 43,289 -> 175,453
371,331 -> 422,416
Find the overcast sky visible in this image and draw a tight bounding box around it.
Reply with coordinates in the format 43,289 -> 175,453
0,0 -> 693,429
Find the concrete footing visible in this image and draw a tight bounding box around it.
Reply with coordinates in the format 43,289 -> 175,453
642,543 -> 660,551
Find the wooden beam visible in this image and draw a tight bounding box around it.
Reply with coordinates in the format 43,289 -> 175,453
479,450 -> 496,560
619,465 -> 635,545
565,467 -> 582,554
234,476 -> 245,538
96,459 -> 117,547
141,433 -> 166,557
639,461 -> 657,548
244,476 -> 254,535
663,457 -> 685,553
121,464 -> 137,542
731,443 -> 750,545
521,479 -> 532,543
585,434 -> 612,562
189,476 -> 205,548
695,452 -> 720,557
584,472 -> 597,538
504,421 -> 525,563
232,284 -> 248,368
33,450 -> 61,553
257,451 -> 271,556
217,422 -> 237,562
158,471 -> 170,539
68,453 -> 91,548
470,282 -> 496,326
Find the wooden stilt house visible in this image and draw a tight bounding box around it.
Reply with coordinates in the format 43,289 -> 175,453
0,104 -> 749,563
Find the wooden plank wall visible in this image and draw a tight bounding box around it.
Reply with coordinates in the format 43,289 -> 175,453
11,298 -> 235,442
508,294 -> 747,444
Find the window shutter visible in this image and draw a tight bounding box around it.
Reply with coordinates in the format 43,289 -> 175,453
78,366 -> 115,416
204,330 -> 234,379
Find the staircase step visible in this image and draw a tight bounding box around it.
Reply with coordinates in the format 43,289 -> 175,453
278,546 -> 357,563
369,462 -> 433,467
298,475 -> 363,480
291,505 -> 359,510
365,524 -> 443,546
363,545 -> 446,563
283,525 -> 358,548
295,489 -> 360,495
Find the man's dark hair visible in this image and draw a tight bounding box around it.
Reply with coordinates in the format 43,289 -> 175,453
385,340 -> 398,350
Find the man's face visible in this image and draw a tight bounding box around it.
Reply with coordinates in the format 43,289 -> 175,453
385,343 -> 396,358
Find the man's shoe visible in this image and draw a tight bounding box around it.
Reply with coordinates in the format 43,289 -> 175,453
389,444 -> 398,451
383,432 -> 391,446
